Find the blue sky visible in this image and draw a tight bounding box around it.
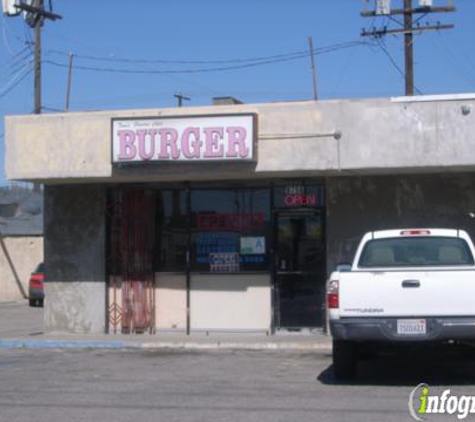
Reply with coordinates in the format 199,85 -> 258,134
0,0 -> 474,183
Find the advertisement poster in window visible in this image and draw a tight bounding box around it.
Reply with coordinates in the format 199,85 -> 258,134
240,237 -> 266,255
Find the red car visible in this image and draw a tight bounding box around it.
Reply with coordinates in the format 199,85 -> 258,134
28,263 -> 44,307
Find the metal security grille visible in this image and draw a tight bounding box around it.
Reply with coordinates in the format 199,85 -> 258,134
107,187 -> 156,334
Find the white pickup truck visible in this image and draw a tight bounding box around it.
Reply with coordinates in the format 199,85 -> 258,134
327,228 -> 475,379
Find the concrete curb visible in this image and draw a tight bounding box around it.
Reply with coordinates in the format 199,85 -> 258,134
140,342 -> 332,350
0,339 -> 139,349
0,338 -> 332,351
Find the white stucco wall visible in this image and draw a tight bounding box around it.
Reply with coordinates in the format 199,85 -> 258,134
155,273 -> 187,331
190,274 -> 271,333
0,236 -> 43,302
6,94 -> 475,183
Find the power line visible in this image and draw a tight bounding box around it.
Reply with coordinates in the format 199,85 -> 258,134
375,38 -> 423,95
0,46 -> 31,73
46,41 -> 368,66
43,41 -> 371,75
0,67 -> 33,100
429,35 -> 475,89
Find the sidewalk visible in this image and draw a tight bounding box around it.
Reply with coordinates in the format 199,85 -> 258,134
0,332 -> 332,351
0,301 -> 332,351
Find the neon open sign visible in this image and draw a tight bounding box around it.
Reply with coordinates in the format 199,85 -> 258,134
282,184 -> 322,207
284,194 -> 317,207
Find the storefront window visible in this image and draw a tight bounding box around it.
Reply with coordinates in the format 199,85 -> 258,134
190,188 -> 271,272
155,190 -> 188,271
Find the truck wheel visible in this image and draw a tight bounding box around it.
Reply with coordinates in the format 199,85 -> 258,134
332,339 -> 357,380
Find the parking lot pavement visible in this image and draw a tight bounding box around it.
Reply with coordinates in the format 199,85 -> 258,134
0,302 -> 475,421
0,301 -> 43,337
0,347 -> 474,422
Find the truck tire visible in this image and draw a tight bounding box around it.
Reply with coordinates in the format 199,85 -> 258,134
332,339 -> 357,380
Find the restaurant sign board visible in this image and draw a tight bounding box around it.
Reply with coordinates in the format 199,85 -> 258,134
112,114 -> 256,164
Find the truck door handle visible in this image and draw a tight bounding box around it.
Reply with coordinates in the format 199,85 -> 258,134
402,280 -> 420,288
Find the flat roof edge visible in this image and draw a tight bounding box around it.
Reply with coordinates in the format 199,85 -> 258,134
391,93 -> 475,103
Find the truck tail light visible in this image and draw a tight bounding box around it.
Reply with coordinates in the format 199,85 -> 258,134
327,280 -> 339,309
400,230 -> 431,236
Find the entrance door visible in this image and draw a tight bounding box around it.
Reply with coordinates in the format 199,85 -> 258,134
108,188 -> 156,334
275,210 -> 325,330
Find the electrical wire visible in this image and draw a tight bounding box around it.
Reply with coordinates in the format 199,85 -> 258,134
41,106 -> 63,112
43,42 -> 371,75
429,33 -> 475,89
7,56 -> 34,80
0,65 -> 33,100
46,41 -> 368,66
375,38 -> 423,95
23,20 -> 34,54
2,16 -> 19,56
0,46 -> 31,72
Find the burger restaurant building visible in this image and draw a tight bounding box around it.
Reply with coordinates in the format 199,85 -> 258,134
5,94 -> 475,335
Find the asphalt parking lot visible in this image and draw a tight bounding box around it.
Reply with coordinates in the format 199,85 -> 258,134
1,347 -> 475,422
0,300 -> 43,337
1,301 -> 474,421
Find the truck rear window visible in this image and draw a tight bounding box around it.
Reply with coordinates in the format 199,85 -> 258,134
358,236 -> 475,268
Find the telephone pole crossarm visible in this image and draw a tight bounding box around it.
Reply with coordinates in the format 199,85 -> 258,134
14,3 -> 62,21
361,24 -> 454,37
361,5 -> 455,17
174,93 -> 191,107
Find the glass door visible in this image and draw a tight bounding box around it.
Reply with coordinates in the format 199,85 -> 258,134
274,210 -> 326,329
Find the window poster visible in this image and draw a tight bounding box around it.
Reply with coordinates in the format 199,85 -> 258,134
195,233 -> 238,264
209,253 -> 240,273
240,237 -> 266,255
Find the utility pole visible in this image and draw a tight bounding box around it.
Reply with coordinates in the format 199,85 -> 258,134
65,53 -> 74,111
174,93 -> 190,107
13,1 -> 62,191
16,0 -> 62,113
33,0 -> 42,115
403,0 -> 414,96
361,0 -> 455,96
308,37 -> 318,101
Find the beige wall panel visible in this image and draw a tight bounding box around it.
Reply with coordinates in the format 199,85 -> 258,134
6,114 -> 112,180
0,236 -> 43,302
155,273 -> 187,331
7,97 -> 475,182
190,274 -> 271,332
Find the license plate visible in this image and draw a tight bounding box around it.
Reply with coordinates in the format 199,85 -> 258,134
397,319 -> 426,335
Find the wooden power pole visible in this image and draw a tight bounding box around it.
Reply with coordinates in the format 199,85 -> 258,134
174,93 -> 190,107
361,0 -> 455,96
33,0 -> 42,115
403,0 -> 414,96
308,37 -> 318,101
16,0 -> 62,113
13,0 -> 62,191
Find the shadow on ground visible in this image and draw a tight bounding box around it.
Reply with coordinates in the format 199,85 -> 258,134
318,355 -> 475,387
